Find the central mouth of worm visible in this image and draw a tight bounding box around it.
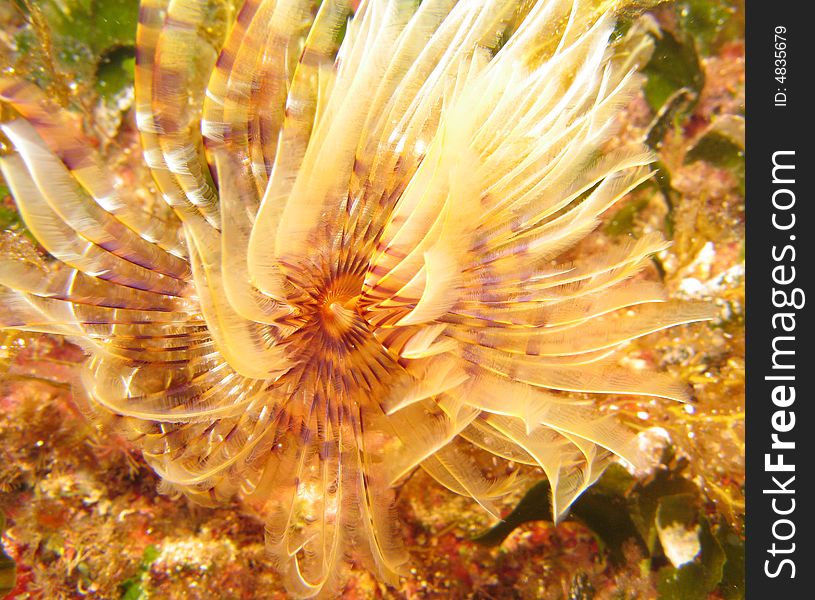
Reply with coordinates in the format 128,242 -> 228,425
319,296 -> 360,340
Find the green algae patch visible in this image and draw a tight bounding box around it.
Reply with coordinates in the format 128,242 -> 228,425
475,454 -> 744,599
643,29 -> 704,114
15,0 -> 139,100
0,513 -> 16,598
118,544 -> 160,600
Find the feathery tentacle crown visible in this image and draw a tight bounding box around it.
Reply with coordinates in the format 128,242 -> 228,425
0,0 -> 714,596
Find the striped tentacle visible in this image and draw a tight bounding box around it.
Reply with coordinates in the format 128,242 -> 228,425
134,0 -> 219,245
359,0 -> 716,523
149,0 -> 229,227
247,0 -> 353,300
207,0 -> 318,321
0,78 -> 186,259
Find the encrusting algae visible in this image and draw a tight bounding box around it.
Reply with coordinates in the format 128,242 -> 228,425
0,0 -> 718,597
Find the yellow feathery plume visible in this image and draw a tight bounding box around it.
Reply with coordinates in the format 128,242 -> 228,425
0,0 -> 715,596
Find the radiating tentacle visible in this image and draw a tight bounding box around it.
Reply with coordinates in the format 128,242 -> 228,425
0,78 -> 186,257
